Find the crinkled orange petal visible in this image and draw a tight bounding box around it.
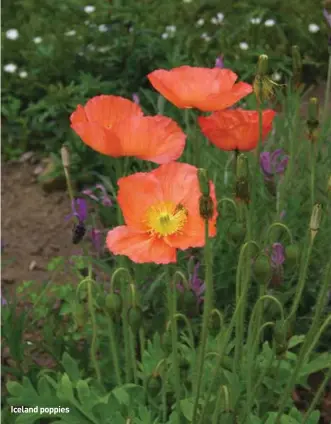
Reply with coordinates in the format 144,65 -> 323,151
198,109 -> 276,151
151,162 -> 218,248
106,226 -> 176,264
117,173 -> 163,231
70,119 -> 123,156
83,95 -> 143,127
148,66 -> 252,111
116,115 -> 186,164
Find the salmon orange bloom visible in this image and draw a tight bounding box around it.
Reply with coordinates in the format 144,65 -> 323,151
198,109 -> 276,151
106,162 -> 218,264
147,66 -> 253,112
70,95 -> 186,164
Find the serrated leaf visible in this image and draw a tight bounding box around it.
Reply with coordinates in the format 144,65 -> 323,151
61,352 -> 81,383
76,380 -> 91,406
57,374 -> 74,401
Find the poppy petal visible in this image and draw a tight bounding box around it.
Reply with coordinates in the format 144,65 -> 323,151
106,226 -> 176,264
117,173 -> 163,231
148,66 -> 252,111
118,116 -> 186,164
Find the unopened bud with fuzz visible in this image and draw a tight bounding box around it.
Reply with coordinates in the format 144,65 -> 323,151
105,292 -> 122,317
253,255 -> 272,283
128,306 -> 143,332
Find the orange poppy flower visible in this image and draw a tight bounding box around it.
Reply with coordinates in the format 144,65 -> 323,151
106,162 -> 218,264
198,109 -> 276,151
147,66 -> 252,111
70,95 -> 186,164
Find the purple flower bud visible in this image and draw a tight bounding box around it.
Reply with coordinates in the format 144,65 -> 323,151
83,185 -> 112,207
215,55 -> 224,68
1,290 -> 7,306
65,198 -> 88,222
271,243 -> 285,266
132,93 -> 140,104
260,149 -> 289,181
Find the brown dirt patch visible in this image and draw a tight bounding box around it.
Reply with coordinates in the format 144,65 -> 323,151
1,158 -> 75,296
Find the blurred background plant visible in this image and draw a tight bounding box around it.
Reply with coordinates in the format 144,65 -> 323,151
2,0 -> 329,164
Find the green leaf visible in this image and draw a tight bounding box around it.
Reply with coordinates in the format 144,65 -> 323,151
61,352 -> 81,383
305,410 -> 320,424
7,381 -> 23,397
299,353 -> 331,378
76,380 -> 91,406
180,398 -> 194,421
57,374 -> 74,401
288,335 -> 305,349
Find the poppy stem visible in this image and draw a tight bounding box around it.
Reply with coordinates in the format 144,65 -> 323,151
166,267 -> 181,422
87,276 -> 102,385
107,316 -> 123,385
310,141 -> 317,208
192,219 -> 213,423
323,49 -> 331,124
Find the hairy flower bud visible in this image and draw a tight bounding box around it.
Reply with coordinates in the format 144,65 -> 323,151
285,244 -> 300,267
307,97 -> 319,133
199,195 -> 214,220
310,203 -> 322,241
146,374 -> 162,397
106,292 -> 123,317
228,222 -> 246,244
253,255 -> 272,283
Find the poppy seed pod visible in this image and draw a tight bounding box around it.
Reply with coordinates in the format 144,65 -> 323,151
253,255 -> 272,283
106,292 -> 123,317
128,306 -> 143,332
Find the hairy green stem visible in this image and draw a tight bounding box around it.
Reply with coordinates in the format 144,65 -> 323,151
323,50 -> 331,124
87,278 -> 102,384
107,317 -> 122,385
192,220 -> 213,423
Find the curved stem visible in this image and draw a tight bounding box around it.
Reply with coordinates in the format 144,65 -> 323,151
266,222 -> 293,245
172,313 -> 195,348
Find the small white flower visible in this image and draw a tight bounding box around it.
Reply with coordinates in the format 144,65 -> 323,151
4,63 -> 17,73
84,5 -> 95,13
6,29 -> 19,40
217,13 -> 224,23
239,42 -> 249,50
183,0 -> 192,3
98,24 -> 108,32
211,17 -> 218,24
84,20 -> 89,25
19,70 -> 28,78
33,37 -> 42,44
87,44 -> 96,51
250,17 -> 261,25
98,46 -> 110,53
308,23 -> 320,33
201,32 -> 211,41
161,32 -> 169,39
264,19 -> 276,27
165,25 -> 176,33
196,18 -> 205,27
272,72 -> 282,82
65,30 -> 76,36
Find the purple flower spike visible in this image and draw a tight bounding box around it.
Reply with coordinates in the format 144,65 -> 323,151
190,263 -> 205,303
83,185 -> 112,207
260,149 -> 289,181
271,243 -> 285,266
65,198 -> 88,222
323,8 -> 331,28
132,93 -> 140,104
215,55 -> 224,69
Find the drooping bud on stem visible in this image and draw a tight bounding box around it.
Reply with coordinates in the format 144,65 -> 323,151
198,168 -> 214,220
292,45 -> 302,89
309,203 -> 322,241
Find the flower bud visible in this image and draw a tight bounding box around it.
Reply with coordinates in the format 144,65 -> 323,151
285,244 -> 300,267
74,303 -> 86,327
199,195 -> 214,220
236,154 -> 249,180
128,306 -> 143,332
183,289 -> 197,313
256,54 -> 269,76
105,292 -> 122,317
307,97 -> 319,132
146,374 -> 162,397
197,168 -> 210,196
227,222 -> 246,244
61,145 -> 70,168
253,255 -> 272,283
208,311 -> 221,335
309,203 -> 322,241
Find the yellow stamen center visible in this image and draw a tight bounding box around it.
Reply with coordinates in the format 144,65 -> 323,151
145,201 -> 188,237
